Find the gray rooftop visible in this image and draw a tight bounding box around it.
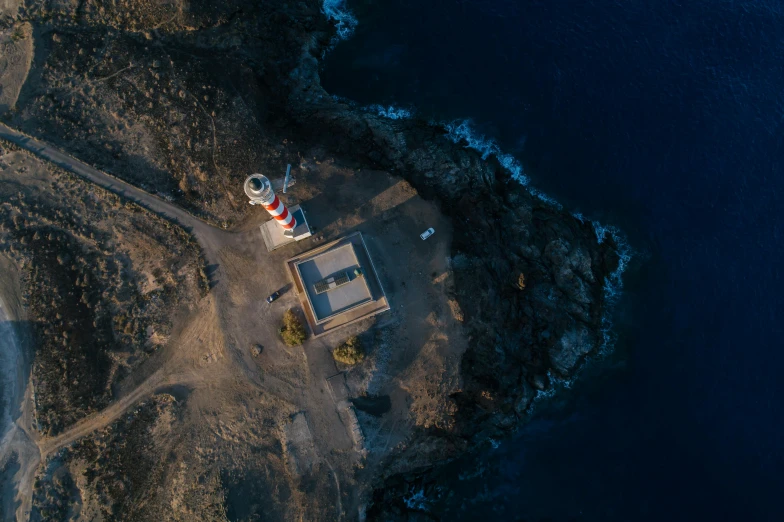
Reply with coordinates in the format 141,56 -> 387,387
287,232 -> 390,336
296,244 -> 373,323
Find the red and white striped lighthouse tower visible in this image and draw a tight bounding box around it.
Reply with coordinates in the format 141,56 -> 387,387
244,174 -> 297,233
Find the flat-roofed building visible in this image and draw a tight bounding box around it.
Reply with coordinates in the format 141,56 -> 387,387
287,232 -> 389,336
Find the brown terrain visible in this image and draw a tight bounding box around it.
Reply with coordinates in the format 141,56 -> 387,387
0,1 -> 623,521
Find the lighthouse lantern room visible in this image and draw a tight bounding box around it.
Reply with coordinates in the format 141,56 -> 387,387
244,171 -> 313,251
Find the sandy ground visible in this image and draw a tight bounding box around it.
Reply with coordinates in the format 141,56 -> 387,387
0,292 -> 24,517
0,19 -> 32,115
0,255 -> 38,522
0,0 -> 22,16
0,122 -> 468,519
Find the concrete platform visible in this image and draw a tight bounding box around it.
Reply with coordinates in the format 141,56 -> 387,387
260,205 -> 312,251
286,232 -> 390,337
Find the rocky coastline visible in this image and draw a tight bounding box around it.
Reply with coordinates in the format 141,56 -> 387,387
0,1 -> 624,519
285,6 -> 623,516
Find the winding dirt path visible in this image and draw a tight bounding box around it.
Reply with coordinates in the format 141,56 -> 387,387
0,122 -> 237,520
0,296 -> 30,521
0,123 -> 226,266
0,122 -> 363,520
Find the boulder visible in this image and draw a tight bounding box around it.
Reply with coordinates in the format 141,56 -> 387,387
549,327 -> 596,375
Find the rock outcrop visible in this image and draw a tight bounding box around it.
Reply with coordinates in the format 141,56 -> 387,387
1,1 -> 624,518
283,82 -> 620,431
277,12 -> 622,517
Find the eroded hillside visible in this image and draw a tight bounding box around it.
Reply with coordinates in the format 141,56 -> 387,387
0,143 -> 205,434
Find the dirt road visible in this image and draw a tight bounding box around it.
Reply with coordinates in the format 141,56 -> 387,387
0,294 -> 24,520
0,123 -> 372,520
0,283 -> 39,522
2,259 -> 150,521
0,297 -> 22,461
0,122 -> 226,266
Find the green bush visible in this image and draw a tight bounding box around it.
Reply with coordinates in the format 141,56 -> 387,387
333,336 -> 364,365
279,309 -> 306,346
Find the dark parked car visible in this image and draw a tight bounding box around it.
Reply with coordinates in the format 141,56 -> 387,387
266,291 -> 280,303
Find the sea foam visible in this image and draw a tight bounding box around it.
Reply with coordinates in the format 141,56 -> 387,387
443,120 -> 565,208
443,120 -> 527,182
322,0 -> 358,40
444,118 -> 632,356
403,488 -> 432,511
436,127 -> 633,415
594,223 -> 632,353
330,96 -> 415,122
367,104 -> 413,120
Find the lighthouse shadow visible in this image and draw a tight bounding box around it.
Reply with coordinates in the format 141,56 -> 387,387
299,169 -> 402,233
298,189 -> 346,232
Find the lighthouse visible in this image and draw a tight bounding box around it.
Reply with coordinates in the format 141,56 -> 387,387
244,174 -> 297,234
245,171 -> 313,250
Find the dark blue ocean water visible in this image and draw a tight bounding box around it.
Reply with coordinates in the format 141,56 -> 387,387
321,1 -> 784,520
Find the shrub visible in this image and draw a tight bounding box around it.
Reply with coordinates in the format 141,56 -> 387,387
11,27 -> 25,42
279,309 -> 306,346
333,336 -> 364,365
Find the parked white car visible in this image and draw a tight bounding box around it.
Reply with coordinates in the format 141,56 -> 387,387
420,228 -> 435,240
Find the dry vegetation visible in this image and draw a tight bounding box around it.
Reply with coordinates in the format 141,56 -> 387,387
0,146 -> 204,435
333,336 -> 365,365
6,0 -> 329,225
28,386 -> 336,521
279,308 -> 307,347
30,394 -> 229,521
31,395 -> 188,521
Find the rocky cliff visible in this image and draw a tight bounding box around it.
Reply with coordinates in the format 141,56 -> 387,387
1,1 -> 623,518
282,7 -> 622,518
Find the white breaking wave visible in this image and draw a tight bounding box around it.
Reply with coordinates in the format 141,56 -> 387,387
442,119 -> 632,358
322,0 -> 358,40
332,96 -> 415,123
528,220 -> 632,417
591,219 -> 632,306
527,216 -> 633,417
367,104 -> 413,120
443,119 -> 564,208
444,120 -> 527,181
444,119 -> 527,181
403,488 -> 432,511
593,222 -> 632,353
536,370 -> 575,399
568,214 -> 633,353
529,188 -> 563,209
592,220 -> 611,245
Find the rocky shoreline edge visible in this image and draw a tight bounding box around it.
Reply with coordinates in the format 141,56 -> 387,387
0,1 -> 627,517
284,11 -> 626,516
